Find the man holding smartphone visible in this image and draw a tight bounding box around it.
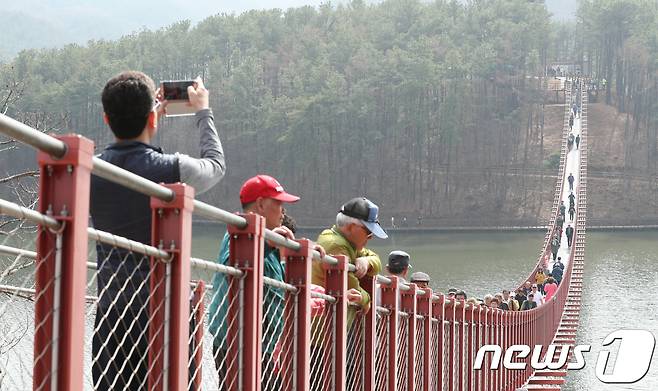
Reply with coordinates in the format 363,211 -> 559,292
90,71 -> 226,391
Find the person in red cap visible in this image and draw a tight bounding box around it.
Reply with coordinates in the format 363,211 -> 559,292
208,174 -> 325,390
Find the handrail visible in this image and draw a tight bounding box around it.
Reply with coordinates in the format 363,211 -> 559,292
0,198 -> 60,230
0,114 -> 67,158
0,244 -> 37,259
0,114 -> 360,273
190,257 -> 243,277
0,197 -> 171,259
87,227 -> 169,259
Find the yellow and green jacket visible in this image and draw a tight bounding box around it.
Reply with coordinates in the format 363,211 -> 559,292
313,226 -> 382,317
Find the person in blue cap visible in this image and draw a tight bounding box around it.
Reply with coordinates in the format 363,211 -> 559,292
313,197 -> 388,318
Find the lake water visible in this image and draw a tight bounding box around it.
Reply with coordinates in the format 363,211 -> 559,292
191,225 -> 658,390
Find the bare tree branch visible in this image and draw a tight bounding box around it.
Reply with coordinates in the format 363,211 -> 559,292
0,171 -> 39,184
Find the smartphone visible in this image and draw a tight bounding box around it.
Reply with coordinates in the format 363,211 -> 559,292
161,80 -> 194,101
160,80 -> 196,117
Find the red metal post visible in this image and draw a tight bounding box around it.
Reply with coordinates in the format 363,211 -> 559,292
361,274 -> 377,391
34,135 -> 93,391
482,307 -> 489,391
324,254 -> 349,390
381,276 -> 400,391
400,283 -> 417,391
191,280 -> 206,391
446,299 -> 455,391
493,310 -> 500,391
225,213 -> 265,391
455,300 -> 465,391
502,311 -> 509,390
465,305 -> 475,391
473,306 -> 482,391
280,239 -> 313,391
432,295 -> 445,389
418,288 -> 432,390
149,183 -> 194,391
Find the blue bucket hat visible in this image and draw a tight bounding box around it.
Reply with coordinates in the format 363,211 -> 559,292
340,197 -> 388,239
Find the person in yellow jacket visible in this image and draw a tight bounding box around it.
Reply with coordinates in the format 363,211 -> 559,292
313,197 -> 388,321
535,268 -> 547,294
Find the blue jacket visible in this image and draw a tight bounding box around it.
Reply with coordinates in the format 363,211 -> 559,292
208,232 -> 285,353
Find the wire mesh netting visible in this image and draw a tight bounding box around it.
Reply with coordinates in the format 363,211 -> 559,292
86,243 -> 166,390
202,264 -> 243,391
261,281 -> 297,391
310,294 -> 335,391
346,307 -> 365,391
397,311 -> 409,391
430,318 -> 441,391
374,308 -> 390,390
0,224 -> 57,391
442,320 -> 450,391
414,315 -> 424,391
453,323 -> 460,391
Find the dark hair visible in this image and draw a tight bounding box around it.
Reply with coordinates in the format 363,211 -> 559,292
101,71 -> 156,139
387,265 -> 407,275
281,213 -> 297,234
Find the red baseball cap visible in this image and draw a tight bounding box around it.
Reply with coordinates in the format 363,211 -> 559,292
239,175 -> 300,204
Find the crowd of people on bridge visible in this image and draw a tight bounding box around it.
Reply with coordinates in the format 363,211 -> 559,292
88,69 -> 577,390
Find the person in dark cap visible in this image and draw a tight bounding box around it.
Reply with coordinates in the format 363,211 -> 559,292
410,271 -> 431,289
447,288 -> 457,300
386,250 -> 411,282
313,197 -> 387,322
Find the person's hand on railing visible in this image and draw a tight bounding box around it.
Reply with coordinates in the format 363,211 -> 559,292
346,288 -> 362,304
313,243 -> 326,260
268,225 -> 295,248
353,256 -> 369,278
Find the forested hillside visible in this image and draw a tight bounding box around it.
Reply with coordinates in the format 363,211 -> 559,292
1,0 -> 656,225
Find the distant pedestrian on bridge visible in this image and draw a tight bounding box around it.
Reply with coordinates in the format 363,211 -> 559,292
576,134 -> 581,149
535,268 -> 547,294
380,265 -> 428,306
559,201 -> 566,220
552,264 -> 564,285
520,293 -> 537,310
568,173 -> 575,192
550,234 -> 560,261
410,271 -> 431,289
314,197 -> 387,323
543,277 -> 558,301
568,192 -> 576,209
556,212 -> 564,231
565,224 -> 574,247
514,289 -> 527,308
90,71 -> 226,391
568,205 -> 576,221
530,284 -> 545,306
386,250 -> 411,282
208,175 -> 326,390
502,289 -> 519,311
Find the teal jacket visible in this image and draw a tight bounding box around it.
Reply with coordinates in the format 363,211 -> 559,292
208,233 -> 285,353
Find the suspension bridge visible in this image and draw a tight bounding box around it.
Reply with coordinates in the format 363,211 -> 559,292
0,79 -> 587,390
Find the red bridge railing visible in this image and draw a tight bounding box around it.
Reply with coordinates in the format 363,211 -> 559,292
0,77 -> 585,391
